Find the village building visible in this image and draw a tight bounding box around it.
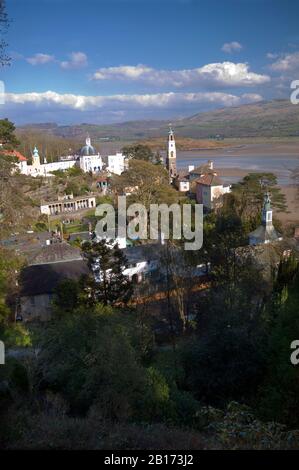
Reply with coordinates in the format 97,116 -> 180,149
189,161 -> 214,181
78,136 -> 103,172
249,193 -> 283,245
174,170 -> 190,192
18,260 -> 88,322
6,136 -> 126,177
195,171 -> 231,210
106,152 -> 126,175
166,125 -> 177,181
40,193 -> 96,216
1,149 -> 28,174
17,242 -> 87,322
24,146 -> 77,177
96,174 -> 110,193
122,244 -> 161,283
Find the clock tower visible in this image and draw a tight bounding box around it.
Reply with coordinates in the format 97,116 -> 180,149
166,125 -> 177,181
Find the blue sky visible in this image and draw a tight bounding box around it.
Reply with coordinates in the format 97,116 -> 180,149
0,0 -> 299,124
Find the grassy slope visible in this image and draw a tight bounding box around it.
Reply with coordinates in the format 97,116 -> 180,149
17,99 -> 299,141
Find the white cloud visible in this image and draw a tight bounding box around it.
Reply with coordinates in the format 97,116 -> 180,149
2,90 -> 263,124
4,90 -> 262,112
221,42 -> 243,53
92,62 -> 269,87
60,52 -> 88,69
270,51 -> 299,71
266,52 -> 279,59
26,53 -> 55,65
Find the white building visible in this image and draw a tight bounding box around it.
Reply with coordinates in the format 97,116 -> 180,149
22,146 -> 77,177
10,136 -> 125,178
249,193 -> 283,245
195,169 -> 231,210
78,136 -> 103,173
107,152 -> 126,175
40,194 -> 96,216
166,125 -> 177,180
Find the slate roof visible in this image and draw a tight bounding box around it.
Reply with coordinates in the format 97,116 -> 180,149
20,259 -> 90,297
189,163 -> 212,176
27,242 -> 82,265
249,224 -> 282,244
175,169 -> 189,181
123,244 -> 162,265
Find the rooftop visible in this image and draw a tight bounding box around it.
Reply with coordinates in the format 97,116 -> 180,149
0,149 -> 27,162
27,241 -> 82,265
20,259 -> 89,297
195,172 -> 224,186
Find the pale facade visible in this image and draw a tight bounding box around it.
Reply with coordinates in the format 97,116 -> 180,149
14,137 -> 125,177
166,126 -> 177,180
40,194 -> 96,216
249,193 -> 283,245
79,154 -> 103,173
196,172 -> 231,210
107,152 -> 126,175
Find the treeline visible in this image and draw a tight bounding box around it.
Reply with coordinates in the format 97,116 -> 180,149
16,129 -> 81,161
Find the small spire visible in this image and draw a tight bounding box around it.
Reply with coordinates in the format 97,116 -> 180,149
86,134 -> 91,146
264,192 -> 271,210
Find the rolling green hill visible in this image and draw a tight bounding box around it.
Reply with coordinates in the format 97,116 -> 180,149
18,99 -> 299,142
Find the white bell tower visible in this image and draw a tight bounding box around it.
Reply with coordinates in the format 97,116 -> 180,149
166,124 -> 177,180
262,192 -> 273,226
32,146 -> 41,167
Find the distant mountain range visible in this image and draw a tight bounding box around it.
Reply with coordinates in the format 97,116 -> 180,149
18,99 -> 299,141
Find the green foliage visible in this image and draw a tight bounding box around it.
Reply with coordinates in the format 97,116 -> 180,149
112,159 -> 179,208
53,279 -> 81,314
258,272 -> 299,427
222,173 -> 287,235
122,143 -> 154,162
81,240 -> 133,306
196,402 -> 292,449
34,307 -> 168,420
0,119 -> 18,147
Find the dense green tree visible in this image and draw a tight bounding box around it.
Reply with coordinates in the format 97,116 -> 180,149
258,271 -> 299,427
223,172 -> 287,226
0,248 -> 30,347
112,159 -> 179,208
122,143 -> 155,162
53,279 -> 81,314
0,119 -> 19,148
81,239 -> 132,306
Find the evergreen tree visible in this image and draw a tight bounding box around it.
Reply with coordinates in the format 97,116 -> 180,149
81,239 -> 132,306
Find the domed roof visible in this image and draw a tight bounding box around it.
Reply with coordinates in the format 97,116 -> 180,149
80,136 -> 97,156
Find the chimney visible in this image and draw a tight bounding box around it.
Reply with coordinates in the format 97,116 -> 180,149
208,160 -> 213,170
188,165 -> 195,172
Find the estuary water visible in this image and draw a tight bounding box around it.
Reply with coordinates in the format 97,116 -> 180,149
174,146 -> 299,185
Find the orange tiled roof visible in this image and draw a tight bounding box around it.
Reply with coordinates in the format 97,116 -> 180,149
195,172 -> 223,186
1,149 -> 27,162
